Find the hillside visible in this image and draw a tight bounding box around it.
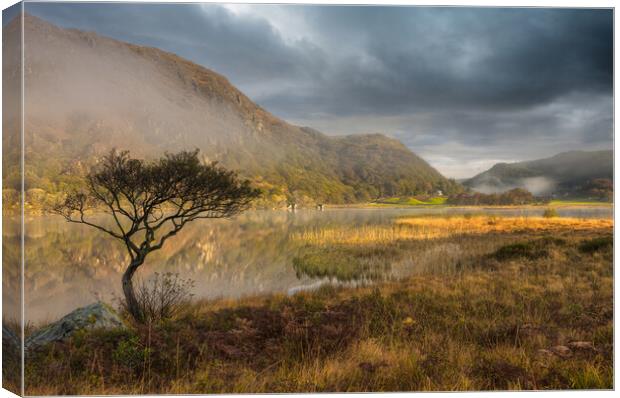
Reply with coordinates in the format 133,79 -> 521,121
464,150 -> 613,196
2,14 -> 459,207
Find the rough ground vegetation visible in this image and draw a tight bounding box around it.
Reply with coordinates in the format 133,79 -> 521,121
20,216 -> 613,393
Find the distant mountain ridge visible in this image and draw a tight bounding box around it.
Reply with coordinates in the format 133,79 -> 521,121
2,14 -> 459,206
464,150 -> 613,196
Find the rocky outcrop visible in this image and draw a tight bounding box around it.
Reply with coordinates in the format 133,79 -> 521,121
26,302 -> 125,349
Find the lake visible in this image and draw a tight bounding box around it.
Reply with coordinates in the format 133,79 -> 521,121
3,206 -> 613,324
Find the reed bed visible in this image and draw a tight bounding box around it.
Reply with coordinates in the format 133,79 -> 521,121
292,216 -> 612,246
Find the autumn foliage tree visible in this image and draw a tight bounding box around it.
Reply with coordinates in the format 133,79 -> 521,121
447,188 -> 536,206
585,178 -> 613,201
53,149 -> 260,322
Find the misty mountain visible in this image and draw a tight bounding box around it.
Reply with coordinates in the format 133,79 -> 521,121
2,14 -> 459,206
464,150 -> 613,196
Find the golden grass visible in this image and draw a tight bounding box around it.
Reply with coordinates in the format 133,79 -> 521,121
292,216 -> 612,246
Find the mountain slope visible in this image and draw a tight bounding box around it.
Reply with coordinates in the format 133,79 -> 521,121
2,14 -> 458,206
464,150 -> 613,196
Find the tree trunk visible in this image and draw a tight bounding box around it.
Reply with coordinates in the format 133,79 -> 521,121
122,259 -> 144,322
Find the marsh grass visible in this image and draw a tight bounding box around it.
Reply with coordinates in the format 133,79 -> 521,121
23,215 -> 613,393
292,216 -> 611,246
292,245 -> 395,281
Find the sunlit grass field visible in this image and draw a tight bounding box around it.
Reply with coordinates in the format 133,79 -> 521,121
20,214 -> 613,394
366,197 -> 611,208
370,196 -> 448,206
293,216 -> 612,245
548,200 -> 612,206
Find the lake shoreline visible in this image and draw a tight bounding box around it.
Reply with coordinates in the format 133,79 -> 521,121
4,201 -> 615,218
7,207 -> 614,325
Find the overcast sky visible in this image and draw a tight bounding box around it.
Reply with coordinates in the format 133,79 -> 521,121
21,2 -> 613,178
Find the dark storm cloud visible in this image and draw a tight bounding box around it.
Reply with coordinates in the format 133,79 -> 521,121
24,3 -> 325,84
22,3 -> 613,177
260,7 -> 613,116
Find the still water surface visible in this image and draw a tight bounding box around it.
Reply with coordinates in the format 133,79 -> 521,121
3,206 -> 612,323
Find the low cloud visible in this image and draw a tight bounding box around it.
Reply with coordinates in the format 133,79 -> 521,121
472,177 -> 556,196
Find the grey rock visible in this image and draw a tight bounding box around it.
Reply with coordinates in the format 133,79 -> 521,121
2,323 -> 20,350
26,302 -> 124,349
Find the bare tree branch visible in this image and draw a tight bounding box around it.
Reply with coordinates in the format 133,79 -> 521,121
52,149 -> 260,322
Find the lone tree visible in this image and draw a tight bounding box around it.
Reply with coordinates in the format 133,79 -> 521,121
53,149 -> 260,322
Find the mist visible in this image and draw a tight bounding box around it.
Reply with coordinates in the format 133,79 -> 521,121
472,176 -> 557,196
19,14 -> 283,165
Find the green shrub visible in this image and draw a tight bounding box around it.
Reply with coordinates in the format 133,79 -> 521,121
491,237 -> 564,261
113,335 -> 149,373
579,236 -> 613,254
542,208 -> 559,218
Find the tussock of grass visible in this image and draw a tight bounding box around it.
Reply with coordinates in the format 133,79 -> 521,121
23,216 -> 613,394
579,235 -> 613,254
492,237 -> 566,261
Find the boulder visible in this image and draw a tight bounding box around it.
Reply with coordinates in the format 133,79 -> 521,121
26,302 -> 125,349
2,323 -> 20,351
